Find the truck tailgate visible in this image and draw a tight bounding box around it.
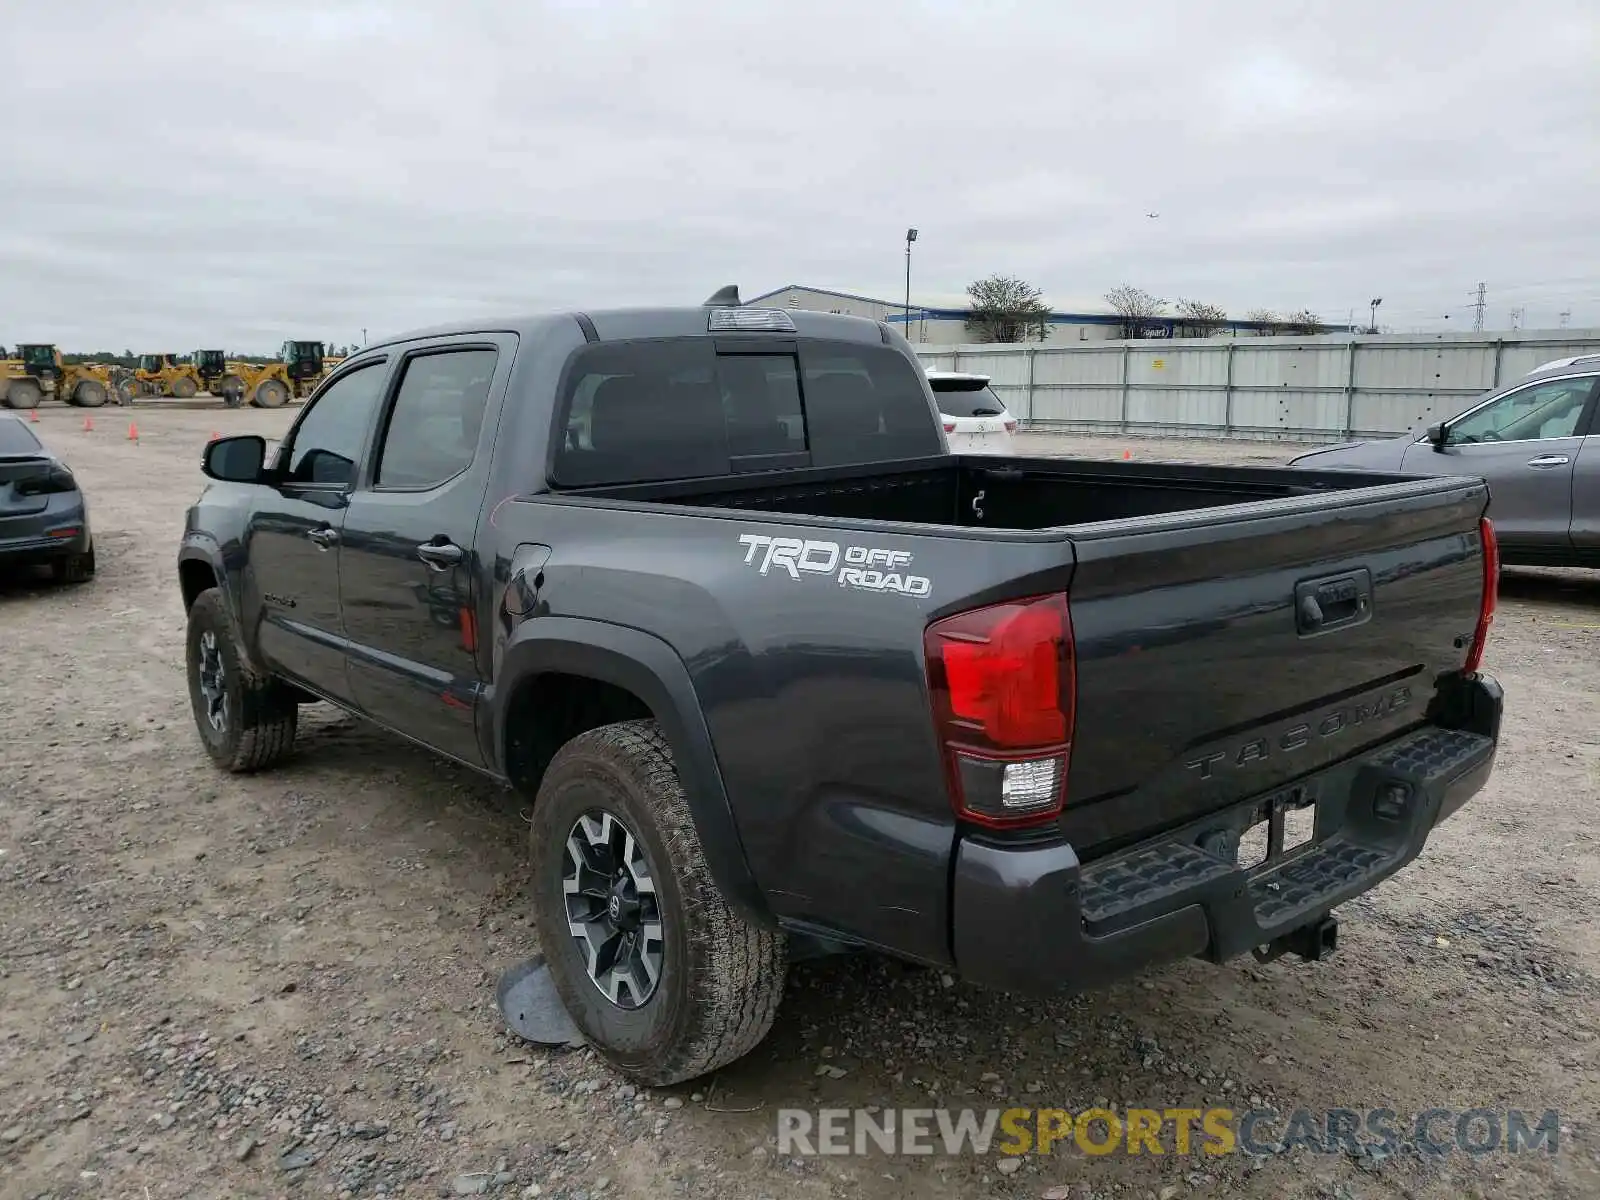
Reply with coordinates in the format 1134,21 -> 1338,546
1058,475 -> 1491,855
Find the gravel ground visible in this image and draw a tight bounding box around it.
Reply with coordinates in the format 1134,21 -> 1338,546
2,409 -> 1598,1200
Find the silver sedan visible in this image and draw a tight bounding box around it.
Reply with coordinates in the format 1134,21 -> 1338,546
1288,360 -> 1600,568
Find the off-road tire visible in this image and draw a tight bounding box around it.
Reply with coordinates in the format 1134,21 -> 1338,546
171,375 -> 198,399
51,544 -> 96,584
220,374 -> 246,407
530,720 -> 787,1085
251,379 -> 290,409
72,380 -> 108,408
185,587 -> 298,772
4,379 -> 42,410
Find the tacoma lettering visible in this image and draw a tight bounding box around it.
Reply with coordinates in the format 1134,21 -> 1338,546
1185,687 -> 1413,778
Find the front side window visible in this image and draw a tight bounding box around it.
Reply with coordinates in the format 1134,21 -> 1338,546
285,362 -> 386,486
376,349 -> 498,488
1446,377 -> 1595,446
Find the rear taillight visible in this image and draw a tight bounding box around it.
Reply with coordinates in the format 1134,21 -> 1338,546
1464,516 -> 1498,673
1003,419 -> 1017,432
924,593 -> 1075,828
15,465 -> 76,495
942,421 -> 956,433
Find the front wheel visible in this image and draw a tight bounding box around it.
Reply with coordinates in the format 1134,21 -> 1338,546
529,720 -> 787,1085
185,588 -> 299,772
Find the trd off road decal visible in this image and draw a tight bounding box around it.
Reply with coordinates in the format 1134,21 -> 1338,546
737,533 -> 931,597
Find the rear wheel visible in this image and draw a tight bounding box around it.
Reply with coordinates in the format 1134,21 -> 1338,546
529,720 -> 787,1085
72,380 -> 108,408
185,588 -> 298,772
251,379 -> 289,408
220,374 -> 245,407
51,544 -> 95,584
4,379 -> 42,409
171,375 -> 198,399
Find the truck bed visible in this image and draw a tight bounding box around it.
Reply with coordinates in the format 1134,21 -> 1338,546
534,451 -> 1490,961
574,453 -> 1421,531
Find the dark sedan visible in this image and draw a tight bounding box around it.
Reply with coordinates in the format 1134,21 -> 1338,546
0,414 -> 95,583
1288,359 -> 1600,568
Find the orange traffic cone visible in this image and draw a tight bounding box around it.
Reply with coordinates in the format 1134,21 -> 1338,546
27,408 -> 39,423
209,431 -> 220,442
1122,448 -> 1133,460
82,415 -> 94,432
127,421 -> 139,442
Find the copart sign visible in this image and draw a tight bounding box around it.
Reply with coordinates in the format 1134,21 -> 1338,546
737,533 -> 931,597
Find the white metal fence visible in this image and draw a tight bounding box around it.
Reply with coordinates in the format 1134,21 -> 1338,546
915,331 -> 1600,443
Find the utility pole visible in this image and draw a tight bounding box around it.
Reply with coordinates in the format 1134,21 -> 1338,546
1471,282 -> 1487,332
1368,297 -> 1382,334
904,229 -> 918,341
1509,307 -> 1525,331
1559,309 -> 1572,328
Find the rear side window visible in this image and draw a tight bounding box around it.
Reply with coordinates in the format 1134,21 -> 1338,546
931,382 -> 1008,419
0,419 -> 43,454
551,338 -> 940,486
376,348 -> 497,488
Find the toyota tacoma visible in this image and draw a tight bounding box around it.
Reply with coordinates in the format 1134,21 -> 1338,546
178,291 -> 1503,1084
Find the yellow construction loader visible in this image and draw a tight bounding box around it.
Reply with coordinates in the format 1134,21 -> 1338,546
228,340 -> 330,408
130,351 -> 245,403
0,345 -> 114,409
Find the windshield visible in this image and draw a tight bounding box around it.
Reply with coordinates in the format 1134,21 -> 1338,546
0,418 -> 43,455
931,380 -> 1007,418
20,345 -> 54,367
140,355 -> 161,372
196,351 -> 224,371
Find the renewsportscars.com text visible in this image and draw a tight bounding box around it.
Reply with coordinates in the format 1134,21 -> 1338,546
777,1106 -> 1561,1158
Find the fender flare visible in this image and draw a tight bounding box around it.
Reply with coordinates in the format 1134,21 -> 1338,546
178,536 -> 265,673
494,617 -> 769,923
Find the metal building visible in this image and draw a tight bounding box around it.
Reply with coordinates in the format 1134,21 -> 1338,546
744,284 -> 1347,345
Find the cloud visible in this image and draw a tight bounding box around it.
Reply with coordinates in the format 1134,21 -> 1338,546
2,0 -> 1596,350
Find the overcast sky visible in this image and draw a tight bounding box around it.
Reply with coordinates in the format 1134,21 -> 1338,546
4,0 -> 1597,351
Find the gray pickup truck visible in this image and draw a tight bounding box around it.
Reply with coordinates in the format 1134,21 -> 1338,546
179,293 -> 1503,1083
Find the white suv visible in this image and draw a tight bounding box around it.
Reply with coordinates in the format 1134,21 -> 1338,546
926,371 -> 1017,455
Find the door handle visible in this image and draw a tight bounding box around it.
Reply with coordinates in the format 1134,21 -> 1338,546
417,540 -> 465,570
306,525 -> 339,548
1526,454 -> 1570,468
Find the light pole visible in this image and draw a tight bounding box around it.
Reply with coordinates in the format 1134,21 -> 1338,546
361,327 -> 368,346
904,228 -> 918,341
1368,298 -> 1382,334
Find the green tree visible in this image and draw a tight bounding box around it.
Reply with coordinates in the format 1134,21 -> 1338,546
1103,286 -> 1168,339
964,275 -> 1051,343
1175,299 -> 1228,337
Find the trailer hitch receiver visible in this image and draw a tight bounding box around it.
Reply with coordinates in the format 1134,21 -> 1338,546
1252,915 -> 1339,965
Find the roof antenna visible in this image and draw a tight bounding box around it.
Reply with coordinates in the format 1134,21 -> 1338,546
703,284 -> 741,307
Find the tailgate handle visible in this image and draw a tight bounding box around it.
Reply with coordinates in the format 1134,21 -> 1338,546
1295,569 -> 1372,636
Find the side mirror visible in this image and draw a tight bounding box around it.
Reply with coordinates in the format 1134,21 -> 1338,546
202,434 -> 267,482
1425,423 -> 1447,451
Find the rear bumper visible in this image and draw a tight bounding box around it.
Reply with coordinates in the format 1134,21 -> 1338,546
951,674 -> 1502,995
0,527 -> 90,565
